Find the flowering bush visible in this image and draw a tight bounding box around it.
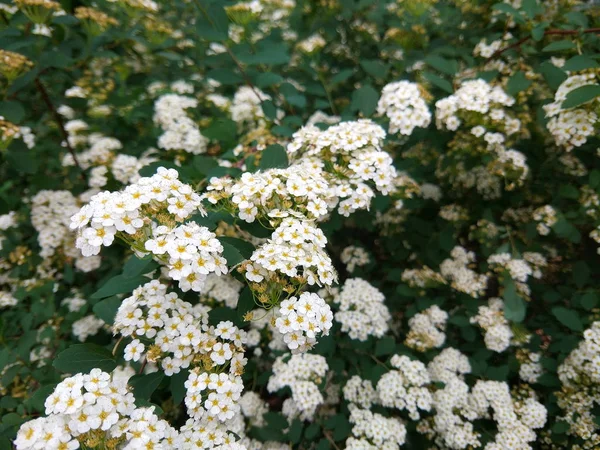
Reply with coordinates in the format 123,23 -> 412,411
1,0 -> 600,449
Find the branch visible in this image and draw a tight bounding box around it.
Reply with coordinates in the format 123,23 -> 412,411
488,27 -> 600,60
35,78 -> 84,173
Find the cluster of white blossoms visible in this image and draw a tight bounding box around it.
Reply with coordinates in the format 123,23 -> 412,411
543,71 -> 599,150
267,354 -> 328,421
435,79 -> 517,133
556,321 -> 600,440
343,375 -> 378,409
296,34 -> 326,53
0,290 -> 17,308
15,369 -> 174,450
203,161 -> 334,223
71,167 -> 229,292
274,292 -> 333,353
115,280 -> 247,376
346,404 -> 407,450
533,204 -> 558,235
376,355 -> 433,420
470,298 -> 513,353
184,369 -> 244,425
340,245 -> 370,273
421,349 -> 547,450
487,252 -> 546,296
230,86 -> 271,127
201,273 -> 244,309
31,190 -> 102,272
246,217 -> 336,286
328,278 -> 391,341
153,93 -> 209,154
377,80 -> 432,136
405,305 -> 448,352
72,315 -> 105,342
238,392 -> 268,427
287,119 -> 397,216
519,352 -> 543,384
439,246 -> 488,298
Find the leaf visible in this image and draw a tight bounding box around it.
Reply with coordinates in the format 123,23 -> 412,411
122,254 -> 157,279
206,69 -> 243,85
374,336 -> 396,356
422,71 -> 454,94
255,72 -> 284,88
350,84 -> 378,116
259,144 -> 288,170
53,344 -> 116,373
236,286 -> 255,321
170,369 -> 189,405
552,420 -> 570,434
506,71 -> 532,95
130,372 -> 164,400
193,155 -> 218,176
531,22 -> 548,41
360,60 -> 388,78
539,62 -> 567,90
92,296 -> 121,325
261,100 -> 278,120
0,101 -> 25,123
561,84 -> 600,109
218,237 -> 254,267
552,307 -> 583,331
503,276 -> 526,322
573,261 -> 590,288
542,40 -> 577,52
425,55 -> 458,76
581,293 -> 598,310
91,275 -> 148,299
288,419 -> 303,444
562,55 -> 599,72
330,69 -> 354,85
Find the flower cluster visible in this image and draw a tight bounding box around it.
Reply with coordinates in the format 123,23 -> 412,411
470,298 -> 513,353
532,204 -> 558,235
376,355 -> 433,420
340,245 -> 370,273
153,94 -> 209,154
274,292 -> 333,353
267,354 -> 328,421
439,246 -> 488,298
329,278 -> 391,341
377,80 -> 432,136
346,404 -> 407,449
405,305 -> 448,352
543,71 -> 599,150
115,280 -> 247,376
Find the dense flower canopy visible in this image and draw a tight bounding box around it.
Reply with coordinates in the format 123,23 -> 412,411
1,0 -> 600,449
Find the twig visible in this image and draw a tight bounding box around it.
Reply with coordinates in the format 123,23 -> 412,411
317,69 -> 338,115
488,27 -> 600,60
35,78 -> 84,173
323,431 -> 342,450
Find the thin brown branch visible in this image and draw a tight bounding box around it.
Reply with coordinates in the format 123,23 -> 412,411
488,27 -> 600,60
35,78 -> 84,173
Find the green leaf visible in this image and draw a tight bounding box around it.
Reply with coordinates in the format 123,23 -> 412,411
573,261 -> 590,288
123,254 -> 157,279
374,336 -> 396,356
261,100 -> 278,120
91,275 -> 148,300
542,40 -> 577,52
53,344 -> 116,373
539,62 -> 567,90
531,22 -> 548,41
207,69 -> 243,85
552,420 -> 570,434
330,69 -> 354,85
259,144 -> 288,169
506,71 -> 532,95
425,55 -> 458,76
255,72 -> 284,88
351,84 -> 378,116
561,84 -> 600,109
563,55 -> 599,72
130,372 -> 164,400
170,369 -> 188,405
552,307 -> 583,331
360,60 -> 388,78
92,296 -> 121,325
288,419 -> 303,444
581,293 -> 598,310
218,237 -> 254,267
503,276 -> 526,322
0,101 -> 25,123
422,71 -> 454,94
236,287 -> 255,320
193,155 -> 219,176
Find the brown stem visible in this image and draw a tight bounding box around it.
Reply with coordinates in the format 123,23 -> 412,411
35,78 -> 84,173
323,431 -> 342,450
488,27 -> 600,60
